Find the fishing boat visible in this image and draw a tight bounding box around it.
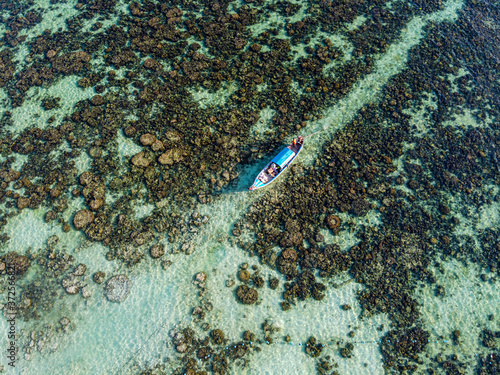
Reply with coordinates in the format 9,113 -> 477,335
249,136 -> 304,191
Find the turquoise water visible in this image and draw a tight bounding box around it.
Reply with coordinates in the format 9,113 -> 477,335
0,0 -> 499,374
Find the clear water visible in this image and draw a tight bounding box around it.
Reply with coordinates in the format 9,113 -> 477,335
0,0 -> 499,374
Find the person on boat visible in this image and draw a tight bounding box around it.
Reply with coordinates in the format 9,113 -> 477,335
268,163 -> 279,177
292,136 -> 304,146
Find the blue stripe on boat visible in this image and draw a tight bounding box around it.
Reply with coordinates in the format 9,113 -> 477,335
253,180 -> 265,189
248,137 -> 304,191
271,148 -> 295,168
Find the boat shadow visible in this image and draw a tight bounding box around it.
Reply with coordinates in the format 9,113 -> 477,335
216,182 -> 252,194
215,164 -> 265,194
217,173 -> 284,195
214,143 -> 296,195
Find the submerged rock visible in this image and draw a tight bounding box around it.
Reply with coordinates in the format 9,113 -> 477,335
150,244 -> 165,259
176,343 -> 188,353
280,231 -> 303,247
305,336 -> 323,358
90,95 -> 104,106
140,133 -> 156,146
62,274 -> 80,295
238,270 -> 250,282
325,215 -> 341,230
131,151 -> 151,167
269,278 -> 279,289
151,139 -> 164,151
211,329 -> 225,345
93,271 -> 106,284
46,49 -> 57,59
351,198 -> 370,217
195,272 -> 207,282
105,275 -> 132,302
81,286 -> 92,299
73,209 -> 94,230
79,171 -> 94,185
0,252 -> 30,275
235,285 -> 258,305
143,58 -> 157,69
158,148 -> 183,165
17,197 -> 30,209
73,263 -> 87,276
60,317 -> 70,327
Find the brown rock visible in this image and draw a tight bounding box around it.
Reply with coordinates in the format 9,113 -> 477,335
79,171 -> 94,185
2,170 -> 20,182
195,272 -> 207,282
144,58 -> 157,69
65,285 -> 79,295
150,244 -> 165,259
158,149 -> 183,165
211,329 -> 225,345
78,78 -> 91,88
89,198 -> 104,211
50,188 -> 61,198
17,197 -> 30,209
280,231 -> 303,247
439,204 -> 450,215
234,38 -> 247,50
281,248 -> 298,262
75,51 -> 91,62
46,50 -> 57,59
151,139 -> 164,151
166,8 -> 183,18
250,44 -> 262,52
0,252 -> 30,275
124,125 -> 137,137
176,343 -> 188,353
45,210 -> 57,222
236,285 -> 258,305
73,209 -> 94,229
148,17 -> 160,27
325,215 -> 341,230
89,146 -> 102,158
238,270 -> 250,282
93,271 -> 106,284
82,184 -> 103,200
165,130 -> 181,141
91,95 -> 105,106
131,151 -> 151,167
351,199 -> 370,217
140,133 -> 156,146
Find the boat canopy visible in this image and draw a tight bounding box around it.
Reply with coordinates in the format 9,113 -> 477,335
271,147 -> 295,168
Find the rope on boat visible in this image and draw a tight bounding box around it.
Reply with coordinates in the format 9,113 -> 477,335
250,338 -> 464,346
230,338 -> 496,363
115,332 -> 492,374
303,129 -> 326,139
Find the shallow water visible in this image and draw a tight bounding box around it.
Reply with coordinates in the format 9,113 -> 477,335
0,0 -> 499,374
